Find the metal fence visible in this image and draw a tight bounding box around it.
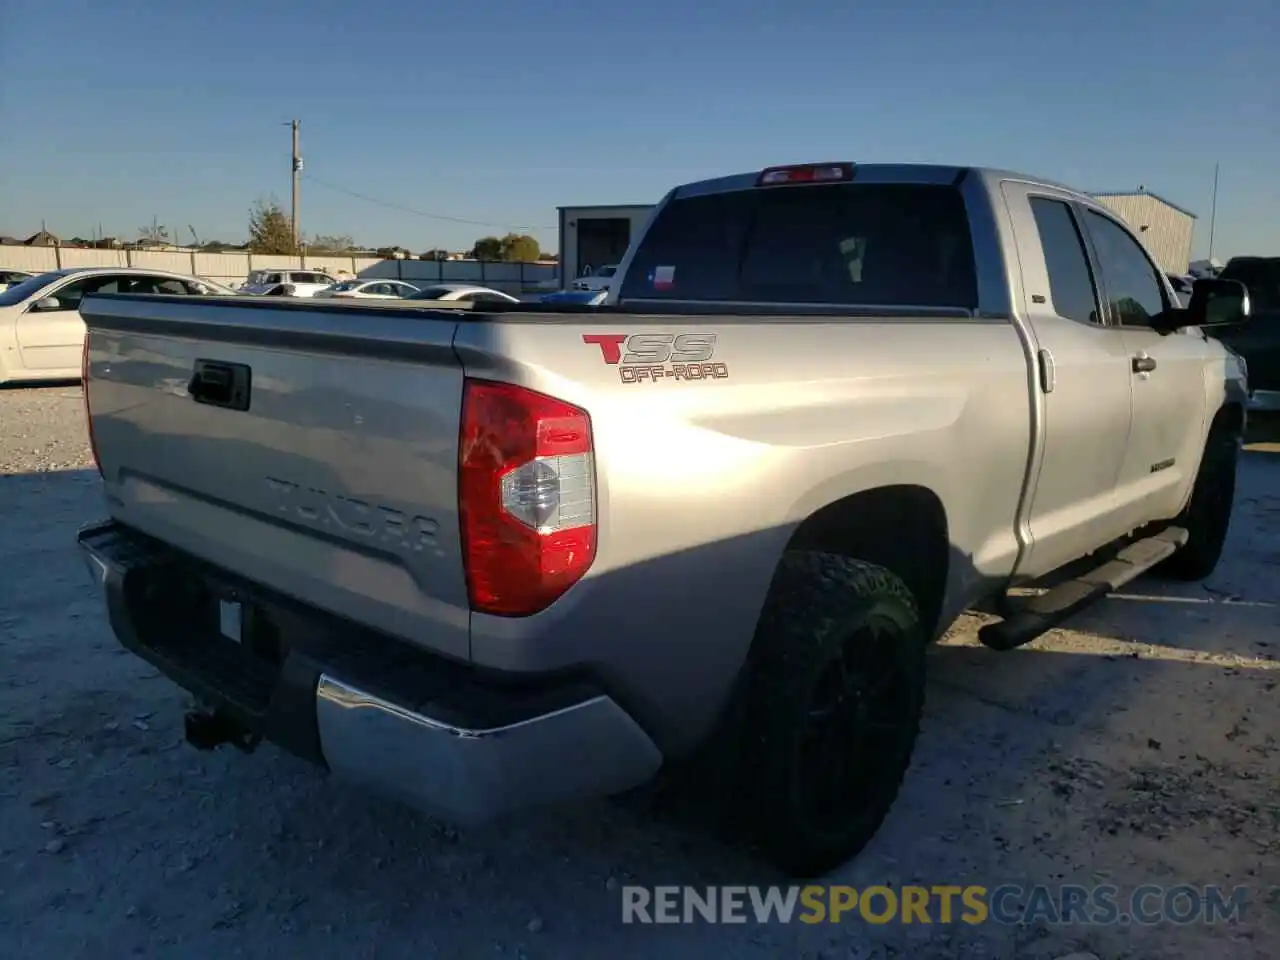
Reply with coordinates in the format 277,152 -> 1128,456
0,246 -> 562,294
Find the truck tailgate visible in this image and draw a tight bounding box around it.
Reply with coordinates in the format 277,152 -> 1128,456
80,294 -> 472,661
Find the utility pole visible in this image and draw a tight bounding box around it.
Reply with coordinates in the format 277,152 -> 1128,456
1207,162 -> 1220,263
289,119 -> 302,249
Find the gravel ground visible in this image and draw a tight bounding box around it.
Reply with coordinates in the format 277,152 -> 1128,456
1,385 -> 1277,960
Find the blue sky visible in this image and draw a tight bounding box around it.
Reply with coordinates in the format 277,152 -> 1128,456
1,0 -> 1276,259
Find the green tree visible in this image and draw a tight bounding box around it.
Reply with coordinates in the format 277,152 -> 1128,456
499,233 -> 540,262
470,236 -> 503,260
247,198 -> 297,255
420,248 -> 450,261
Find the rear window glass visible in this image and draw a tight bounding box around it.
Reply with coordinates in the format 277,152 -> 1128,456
619,183 -> 977,309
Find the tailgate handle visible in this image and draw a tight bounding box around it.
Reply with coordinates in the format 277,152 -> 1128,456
189,360 -> 251,411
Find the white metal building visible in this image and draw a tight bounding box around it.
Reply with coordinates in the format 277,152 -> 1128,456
556,204 -> 654,284
1090,189 -> 1197,275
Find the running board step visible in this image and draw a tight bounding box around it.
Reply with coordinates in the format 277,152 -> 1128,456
979,526 -> 1189,652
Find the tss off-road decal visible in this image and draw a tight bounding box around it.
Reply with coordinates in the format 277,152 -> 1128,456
582,333 -> 729,384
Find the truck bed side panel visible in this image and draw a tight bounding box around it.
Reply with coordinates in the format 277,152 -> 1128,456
452,314 -> 1033,751
82,295 -> 471,661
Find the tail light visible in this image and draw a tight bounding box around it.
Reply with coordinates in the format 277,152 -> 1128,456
459,379 -> 596,616
81,333 -> 103,478
756,162 -> 855,186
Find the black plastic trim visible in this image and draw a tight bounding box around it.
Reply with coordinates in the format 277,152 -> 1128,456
80,522 -> 605,759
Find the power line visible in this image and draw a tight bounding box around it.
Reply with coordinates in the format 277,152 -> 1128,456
300,174 -> 554,232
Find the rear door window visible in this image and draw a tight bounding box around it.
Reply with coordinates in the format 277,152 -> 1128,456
619,183 -> 977,309
1029,197 -> 1102,324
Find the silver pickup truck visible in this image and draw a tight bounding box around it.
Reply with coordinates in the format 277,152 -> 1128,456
77,162 -> 1251,877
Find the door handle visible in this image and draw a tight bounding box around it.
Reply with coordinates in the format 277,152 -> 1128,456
1132,354 -> 1157,374
189,359 -> 252,410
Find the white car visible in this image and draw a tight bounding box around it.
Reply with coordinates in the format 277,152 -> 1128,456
407,283 -> 520,304
0,269 -> 35,293
240,269 -> 337,297
190,277 -> 244,296
540,289 -> 608,305
571,264 -> 618,292
313,279 -> 420,300
0,267 -> 237,385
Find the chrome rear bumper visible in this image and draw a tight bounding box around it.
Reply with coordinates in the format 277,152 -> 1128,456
314,677 -> 659,823
77,520 -> 662,824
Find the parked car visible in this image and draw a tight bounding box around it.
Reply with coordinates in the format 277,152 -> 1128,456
312,279 -> 420,300
240,269 -> 337,297
0,267 -> 250,385
407,283 -> 520,304
540,289 -> 608,305
1213,256 -> 1280,411
77,161 -> 1249,878
1188,259 -> 1223,279
571,264 -> 618,291
190,277 -> 243,296
0,269 -> 35,293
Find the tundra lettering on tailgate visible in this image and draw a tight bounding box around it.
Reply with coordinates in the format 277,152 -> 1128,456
582,332 -> 729,384
264,477 -> 439,553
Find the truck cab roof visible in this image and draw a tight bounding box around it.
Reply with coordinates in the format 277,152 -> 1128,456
670,163 -> 1093,206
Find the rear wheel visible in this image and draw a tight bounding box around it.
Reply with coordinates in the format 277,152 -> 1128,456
737,552 -> 926,877
1157,429 -> 1238,581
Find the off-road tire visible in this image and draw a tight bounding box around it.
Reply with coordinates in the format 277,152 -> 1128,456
737,552 -> 926,877
1157,429 -> 1238,581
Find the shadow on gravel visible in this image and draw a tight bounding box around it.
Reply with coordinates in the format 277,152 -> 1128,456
0,462 -> 1277,959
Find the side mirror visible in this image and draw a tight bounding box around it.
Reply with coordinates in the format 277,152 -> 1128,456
1147,278 -> 1250,334
30,297 -> 62,313
1188,277 -> 1250,328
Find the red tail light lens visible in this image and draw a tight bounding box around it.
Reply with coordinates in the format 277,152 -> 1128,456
82,333 -> 103,478
459,379 -> 596,616
756,162 -> 854,186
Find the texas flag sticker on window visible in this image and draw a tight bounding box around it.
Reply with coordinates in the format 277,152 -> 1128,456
651,265 -> 676,291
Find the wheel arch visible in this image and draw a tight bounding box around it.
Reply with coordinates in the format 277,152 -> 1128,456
782,484 -> 952,641
1212,399 -> 1245,441
1169,397 -> 1244,525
